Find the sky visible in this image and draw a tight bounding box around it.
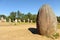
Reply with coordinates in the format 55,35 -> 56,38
0,0 -> 60,16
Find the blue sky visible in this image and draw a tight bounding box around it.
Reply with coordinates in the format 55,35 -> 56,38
0,0 -> 60,16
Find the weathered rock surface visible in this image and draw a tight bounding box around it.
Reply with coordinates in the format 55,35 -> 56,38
37,4 -> 57,36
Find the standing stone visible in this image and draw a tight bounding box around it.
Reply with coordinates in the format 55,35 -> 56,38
15,19 -> 17,23
36,4 -> 57,36
23,20 -> 25,23
18,19 -> 21,23
1,17 -> 4,22
1,17 -> 4,20
1,17 -> 6,22
28,18 -> 29,23
30,20 -> 32,23
9,19 -> 11,22
4,19 -> 6,22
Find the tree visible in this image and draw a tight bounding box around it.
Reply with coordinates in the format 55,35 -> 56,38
9,12 -> 16,22
16,11 -> 24,21
57,16 -> 60,23
27,12 -> 32,19
23,14 -> 28,22
32,14 -> 37,22
23,12 -> 37,22
16,10 -> 21,19
0,11 -> 37,23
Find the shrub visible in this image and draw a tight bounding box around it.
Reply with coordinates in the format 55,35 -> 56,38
53,33 -> 59,39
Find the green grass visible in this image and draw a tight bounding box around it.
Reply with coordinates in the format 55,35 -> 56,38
46,23 -> 60,39
52,33 -> 59,39
57,23 -> 60,29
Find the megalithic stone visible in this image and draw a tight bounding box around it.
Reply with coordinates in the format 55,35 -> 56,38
15,19 -> 17,23
28,18 -> 29,23
9,19 -> 11,22
36,4 -> 57,36
23,20 -> 25,23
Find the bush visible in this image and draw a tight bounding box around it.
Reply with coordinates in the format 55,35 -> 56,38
53,33 -> 59,39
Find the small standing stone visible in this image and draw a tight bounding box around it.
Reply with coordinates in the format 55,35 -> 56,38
30,20 -> 32,23
18,19 -> 21,23
1,17 -> 6,22
23,20 -> 25,23
1,17 -> 4,22
4,19 -> 6,22
28,18 -> 29,23
15,19 -> 17,23
9,19 -> 11,22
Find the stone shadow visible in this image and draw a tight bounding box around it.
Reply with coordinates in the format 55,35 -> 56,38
28,27 -> 39,34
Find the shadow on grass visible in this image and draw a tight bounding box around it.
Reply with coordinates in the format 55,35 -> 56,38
28,28 -> 39,34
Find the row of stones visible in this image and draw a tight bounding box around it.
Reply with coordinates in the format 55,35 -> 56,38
0,17 -> 33,23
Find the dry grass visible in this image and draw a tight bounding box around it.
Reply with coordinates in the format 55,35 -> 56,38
0,22 -> 60,40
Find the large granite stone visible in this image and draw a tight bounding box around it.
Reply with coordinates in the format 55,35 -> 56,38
37,4 -> 57,36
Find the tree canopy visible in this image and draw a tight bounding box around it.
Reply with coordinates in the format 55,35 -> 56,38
0,10 -> 60,23
0,10 -> 37,22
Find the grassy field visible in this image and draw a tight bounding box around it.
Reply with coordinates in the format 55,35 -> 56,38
0,22 -> 60,40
